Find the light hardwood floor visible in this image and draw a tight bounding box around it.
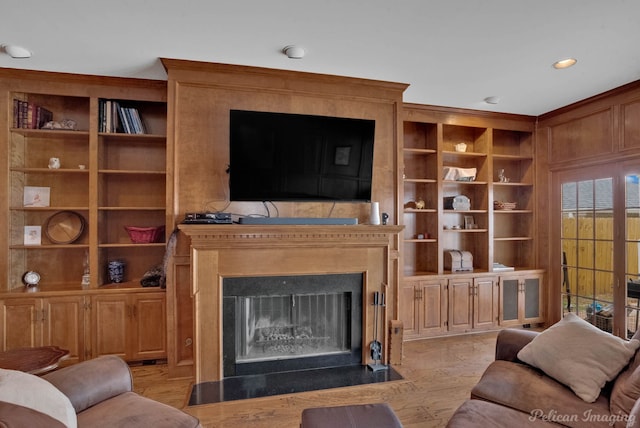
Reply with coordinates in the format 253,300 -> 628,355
130,331 -> 499,428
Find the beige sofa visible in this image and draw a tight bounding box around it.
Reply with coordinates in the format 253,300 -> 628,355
0,355 -> 201,428
448,328 -> 640,427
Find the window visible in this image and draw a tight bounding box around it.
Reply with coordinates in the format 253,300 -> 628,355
625,174 -> 640,338
556,165 -> 640,338
561,177 -> 614,333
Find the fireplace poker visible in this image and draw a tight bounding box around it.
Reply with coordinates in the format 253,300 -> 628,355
368,291 -> 388,372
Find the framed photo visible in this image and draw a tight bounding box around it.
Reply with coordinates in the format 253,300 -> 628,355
464,215 -> 475,230
334,146 -> 351,166
24,226 -> 42,245
23,186 -> 50,207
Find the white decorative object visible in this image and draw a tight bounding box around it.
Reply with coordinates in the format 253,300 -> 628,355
23,186 -> 50,207
24,226 -> 41,245
48,157 -> 60,169
370,202 -> 381,225
454,142 -> 467,152
443,167 -> 476,181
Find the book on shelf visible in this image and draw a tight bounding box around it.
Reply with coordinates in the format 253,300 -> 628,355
12,99 -> 53,129
493,262 -> 515,272
99,99 -> 147,134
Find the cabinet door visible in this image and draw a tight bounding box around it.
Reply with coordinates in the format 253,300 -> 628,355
448,278 -> 473,332
474,276 -> 498,329
129,292 -> 166,360
499,277 -> 521,326
399,281 -> 419,337
0,298 -> 42,350
42,296 -> 86,364
523,276 -> 543,324
91,295 -> 129,359
419,280 -> 448,335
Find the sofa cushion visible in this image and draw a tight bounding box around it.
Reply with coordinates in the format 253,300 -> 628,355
517,313 -> 640,402
446,399 -> 559,427
0,368 -> 76,428
610,351 -> 640,427
471,360 -> 612,428
76,391 -> 200,428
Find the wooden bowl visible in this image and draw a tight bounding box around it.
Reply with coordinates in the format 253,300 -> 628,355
44,211 -> 85,244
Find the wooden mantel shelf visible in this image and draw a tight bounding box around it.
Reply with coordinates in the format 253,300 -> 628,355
178,223 -> 403,383
179,224 -> 404,249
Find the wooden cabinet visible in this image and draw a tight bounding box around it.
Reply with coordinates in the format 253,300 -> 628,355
399,105 -> 542,340
400,278 -> 448,338
91,291 -> 166,361
0,295 -> 86,364
0,71 -> 169,362
448,276 -> 498,333
401,275 -> 498,339
499,272 -> 544,326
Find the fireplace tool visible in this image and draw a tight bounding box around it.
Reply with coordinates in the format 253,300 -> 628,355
368,291 -> 388,371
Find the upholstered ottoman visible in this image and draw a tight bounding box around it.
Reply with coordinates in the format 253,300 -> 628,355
301,403 -> 402,428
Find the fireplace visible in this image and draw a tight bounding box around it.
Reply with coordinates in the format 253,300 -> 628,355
178,224 -> 402,383
222,273 -> 362,377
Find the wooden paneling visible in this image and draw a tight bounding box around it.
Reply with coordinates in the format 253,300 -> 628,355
622,99 -> 640,150
548,108 -> 614,162
164,59 -> 407,225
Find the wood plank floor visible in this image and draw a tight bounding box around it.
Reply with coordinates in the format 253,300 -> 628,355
130,331 -> 499,428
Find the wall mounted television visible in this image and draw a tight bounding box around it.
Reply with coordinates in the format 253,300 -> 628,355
229,110 -> 375,202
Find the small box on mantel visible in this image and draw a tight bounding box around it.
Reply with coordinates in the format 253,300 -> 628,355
388,320 -> 403,365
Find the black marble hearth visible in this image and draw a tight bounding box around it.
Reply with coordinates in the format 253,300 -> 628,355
188,365 -> 403,405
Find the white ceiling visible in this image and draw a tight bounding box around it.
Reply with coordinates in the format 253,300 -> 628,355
2,0 -> 640,116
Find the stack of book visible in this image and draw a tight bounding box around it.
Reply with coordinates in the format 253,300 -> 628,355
99,100 -> 147,134
493,262 -> 515,272
13,99 -> 53,129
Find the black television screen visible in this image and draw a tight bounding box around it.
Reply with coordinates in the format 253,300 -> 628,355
229,110 -> 375,202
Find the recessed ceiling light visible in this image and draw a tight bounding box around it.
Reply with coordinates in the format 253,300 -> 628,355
484,96 -> 500,105
283,45 -> 305,59
553,58 -> 577,69
1,44 -> 32,59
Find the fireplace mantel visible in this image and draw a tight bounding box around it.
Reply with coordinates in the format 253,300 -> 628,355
179,224 -> 402,383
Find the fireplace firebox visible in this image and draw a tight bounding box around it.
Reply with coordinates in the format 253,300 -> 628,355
223,273 -> 363,377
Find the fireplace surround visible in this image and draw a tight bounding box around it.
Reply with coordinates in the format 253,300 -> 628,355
179,224 -> 402,383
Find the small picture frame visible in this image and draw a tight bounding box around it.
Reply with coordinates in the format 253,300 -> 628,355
24,226 -> 42,245
464,215 -> 475,230
23,186 -> 50,207
334,146 -> 351,166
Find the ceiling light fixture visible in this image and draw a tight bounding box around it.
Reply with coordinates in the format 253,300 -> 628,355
484,96 -> 500,105
283,45 -> 305,59
553,58 -> 577,69
1,44 -> 32,59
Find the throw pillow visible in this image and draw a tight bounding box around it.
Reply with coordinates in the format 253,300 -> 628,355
0,368 -> 77,428
517,312 -> 640,403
